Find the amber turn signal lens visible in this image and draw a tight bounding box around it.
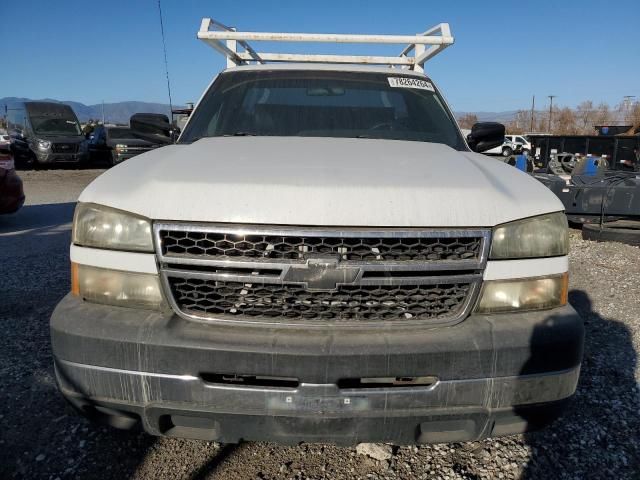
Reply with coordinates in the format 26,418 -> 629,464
71,262 -> 80,296
560,272 -> 569,306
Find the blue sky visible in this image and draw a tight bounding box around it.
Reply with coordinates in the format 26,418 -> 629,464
3,0 -> 638,112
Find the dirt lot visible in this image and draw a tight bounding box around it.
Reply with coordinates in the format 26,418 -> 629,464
1,169 -> 639,479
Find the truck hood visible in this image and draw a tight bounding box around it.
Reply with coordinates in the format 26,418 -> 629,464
36,134 -> 84,143
79,137 -> 563,227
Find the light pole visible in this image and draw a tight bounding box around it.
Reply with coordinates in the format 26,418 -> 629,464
548,95 -> 556,133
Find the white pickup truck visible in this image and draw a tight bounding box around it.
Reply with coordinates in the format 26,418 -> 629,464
51,19 -> 583,445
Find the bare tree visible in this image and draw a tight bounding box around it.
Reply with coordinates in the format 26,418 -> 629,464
624,102 -> 640,132
554,107 -> 579,135
575,101 -> 594,134
505,110 -> 532,134
459,99 -> 633,136
593,103 -> 613,128
457,114 -> 478,130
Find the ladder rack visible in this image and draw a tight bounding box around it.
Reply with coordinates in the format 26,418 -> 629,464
197,18 -> 454,73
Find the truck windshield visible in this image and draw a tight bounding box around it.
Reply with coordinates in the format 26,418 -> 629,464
30,115 -> 81,136
180,70 -> 466,149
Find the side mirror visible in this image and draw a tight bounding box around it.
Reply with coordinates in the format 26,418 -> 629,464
466,122 -> 505,153
130,113 -> 173,145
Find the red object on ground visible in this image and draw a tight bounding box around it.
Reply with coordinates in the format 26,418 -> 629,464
0,147 -> 25,214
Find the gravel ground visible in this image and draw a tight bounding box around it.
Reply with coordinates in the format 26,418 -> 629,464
1,170 -> 639,479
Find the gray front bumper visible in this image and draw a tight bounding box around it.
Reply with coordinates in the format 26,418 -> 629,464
51,295 -> 583,445
35,151 -> 85,163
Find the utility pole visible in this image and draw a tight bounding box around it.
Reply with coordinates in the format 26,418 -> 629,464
101,100 -> 105,124
530,95 -> 535,132
548,95 -> 556,133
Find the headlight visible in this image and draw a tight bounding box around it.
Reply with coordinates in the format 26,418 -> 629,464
115,144 -> 128,151
475,274 -> 568,314
73,203 -> 153,252
37,139 -> 51,150
490,212 -> 568,259
71,263 -> 165,309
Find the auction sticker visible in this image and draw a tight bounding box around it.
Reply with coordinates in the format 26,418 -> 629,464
387,77 -> 435,91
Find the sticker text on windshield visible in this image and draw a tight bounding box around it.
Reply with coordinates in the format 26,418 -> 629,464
387,77 -> 435,91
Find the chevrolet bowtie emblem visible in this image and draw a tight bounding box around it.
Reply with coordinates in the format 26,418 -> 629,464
283,255 -> 360,291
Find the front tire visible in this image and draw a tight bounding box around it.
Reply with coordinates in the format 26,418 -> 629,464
502,147 -> 513,157
16,151 -> 36,170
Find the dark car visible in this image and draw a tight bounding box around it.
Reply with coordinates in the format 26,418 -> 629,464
0,144 -> 25,214
88,126 -> 160,166
6,102 -> 87,167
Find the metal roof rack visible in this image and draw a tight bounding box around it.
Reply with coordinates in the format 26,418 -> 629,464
197,18 -> 454,73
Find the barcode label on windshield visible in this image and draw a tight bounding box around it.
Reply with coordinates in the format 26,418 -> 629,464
387,77 -> 435,91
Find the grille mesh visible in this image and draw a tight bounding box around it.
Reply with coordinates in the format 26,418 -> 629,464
168,278 -> 471,321
51,143 -> 79,154
160,230 -> 482,262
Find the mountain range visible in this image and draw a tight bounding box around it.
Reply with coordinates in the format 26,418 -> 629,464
1,97 -> 518,125
0,97 -> 179,125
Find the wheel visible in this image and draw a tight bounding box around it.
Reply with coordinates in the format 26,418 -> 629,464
16,151 -> 35,169
502,146 -> 513,157
582,221 -> 640,246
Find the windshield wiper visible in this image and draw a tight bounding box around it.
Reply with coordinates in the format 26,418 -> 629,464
223,131 -> 258,137
182,132 -> 257,144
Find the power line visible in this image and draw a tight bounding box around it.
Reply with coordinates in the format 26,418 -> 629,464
157,0 -> 173,124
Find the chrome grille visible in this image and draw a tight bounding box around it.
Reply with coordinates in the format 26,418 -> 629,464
155,223 -> 490,325
51,143 -> 79,154
159,229 -> 482,262
169,279 -> 471,321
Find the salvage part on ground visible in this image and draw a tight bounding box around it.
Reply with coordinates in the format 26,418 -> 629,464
582,220 -> 640,246
547,153 -> 577,175
533,172 -> 640,224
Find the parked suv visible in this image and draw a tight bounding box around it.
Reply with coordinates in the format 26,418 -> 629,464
51,22 -> 583,446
